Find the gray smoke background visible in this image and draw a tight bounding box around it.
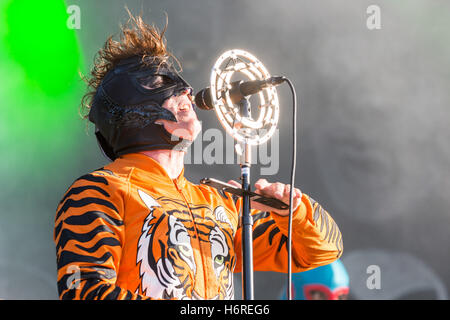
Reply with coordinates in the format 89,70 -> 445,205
1,0 -> 449,299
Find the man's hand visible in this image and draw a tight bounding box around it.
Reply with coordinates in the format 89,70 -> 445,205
227,178 -> 302,216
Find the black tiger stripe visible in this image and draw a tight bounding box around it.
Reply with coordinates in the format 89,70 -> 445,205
57,251 -> 113,269
95,283 -> 113,299
253,220 -> 276,240
308,197 -> 319,221
210,233 -> 226,251
335,232 -> 342,254
170,253 -> 186,271
330,224 -> 336,244
196,229 -> 234,245
190,225 -> 213,240
177,273 -> 191,291
158,240 -> 175,287
319,208 -> 325,233
230,254 -> 236,270
61,288 -> 76,300
190,212 -> 221,225
268,227 -> 280,245
75,270 -> 115,281
94,168 -> 116,177
335,231 -> 340,249
166,215 -> 196,229
337,232 -> 343,254
313,203 -> 321,223
157,197 -> 195,209
166,209 -> 194,218
325,221 -> 332,243
56,224 -> 115,253
54,221 -> 63,240
54,210 -> 123,240
158,196 -> 219,214
194,222 -> 215,234
56,197 -> 119,221
58,173 -> 108,203
333,224 -> 341,245
81,279 -> 102,299
231,194 -> 239,206
147,215 -> 165,269
75,173 -> 109,185
58,276 -> 78,297
87,266 -> 117,279
75,237 -> 121,253
252,211 -> 270,223
330,222 -> 339,244
217,188 -> 229,200
322,209 -> 330,241
335,225 -> 342,245
190,214 -> 234,240
103,286 -> 122,300
124,291 -> 133,300
57,275 -> 81,297
187,204 -> 214,212
328,220 -> 336,243
59,185 -> 110,204
277,234 -> 288,252
158,197 -> 189,208
57,267 -> 117,297
64,210 -> 123,227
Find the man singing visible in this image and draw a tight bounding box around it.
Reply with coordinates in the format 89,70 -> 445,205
54,12 -> 343,300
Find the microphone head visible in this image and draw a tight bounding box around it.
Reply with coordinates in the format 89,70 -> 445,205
194,87 -> 214,110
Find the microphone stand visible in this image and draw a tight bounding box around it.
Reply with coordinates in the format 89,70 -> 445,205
200,49 -> 287,300
237,97 -> 254,300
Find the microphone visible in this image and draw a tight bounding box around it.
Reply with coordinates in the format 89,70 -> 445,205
195,76 -> 286,110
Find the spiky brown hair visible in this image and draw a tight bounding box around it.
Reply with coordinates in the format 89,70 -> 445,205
80,9 -> 180,120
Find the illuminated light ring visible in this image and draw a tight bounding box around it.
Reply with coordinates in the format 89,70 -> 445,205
210,49 -> 280,146
211,51 -> 277,144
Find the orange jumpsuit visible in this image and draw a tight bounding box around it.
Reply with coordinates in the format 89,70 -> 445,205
54,153 -> 343,299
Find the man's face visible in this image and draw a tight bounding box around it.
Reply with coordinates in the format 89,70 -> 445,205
156,89 -> 202,142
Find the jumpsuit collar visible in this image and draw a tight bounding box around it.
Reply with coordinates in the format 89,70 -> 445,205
118,152 -> 187,188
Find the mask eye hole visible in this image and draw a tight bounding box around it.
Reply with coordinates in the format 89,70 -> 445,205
139,75 -> 175,89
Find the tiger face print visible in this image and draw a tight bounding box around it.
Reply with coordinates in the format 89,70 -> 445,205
136,189 -> 235,300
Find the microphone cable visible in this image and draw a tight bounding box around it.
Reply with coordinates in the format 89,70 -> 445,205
281,77 -> 298,300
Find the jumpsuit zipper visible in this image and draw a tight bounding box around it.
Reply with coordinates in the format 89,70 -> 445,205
172,178 -> 209,299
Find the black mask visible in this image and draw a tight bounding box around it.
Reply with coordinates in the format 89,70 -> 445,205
89,55 -> 194,160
